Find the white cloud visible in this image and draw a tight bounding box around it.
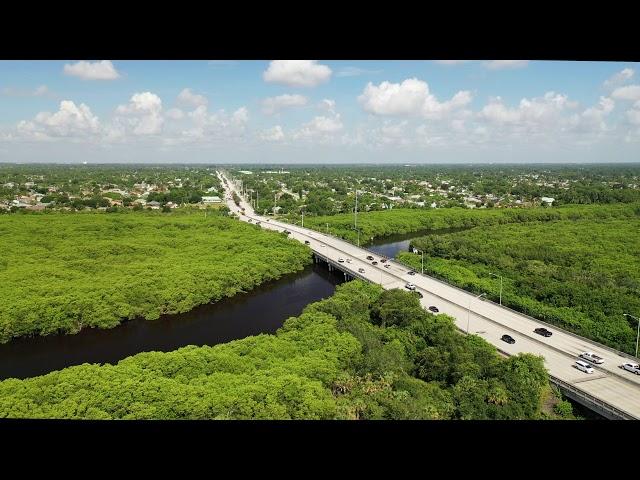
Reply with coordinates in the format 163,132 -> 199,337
293,114 -> 343,141
483,60 -> 529,70
63,60 -> 120,80
335,66 -> 382,77
115,92 -> 164,135
611,85 -> 640,101
17,100 -> 100,138
260,125 -> 285,141
263,60 -> 332,87
165,108 -> 185,120
318,99 -> 336,114
177,105 -> 250,142
604,68 -> 634,89
479,92 -> 577,126
177,88 -> 208,108
358,78 -> 472,119
262,94 -> 308,115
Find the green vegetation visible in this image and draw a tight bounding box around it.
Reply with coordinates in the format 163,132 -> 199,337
398,216 -> 640,354
0,210 -> 310,343
0,281 -> 551,419
304,202 -> 640,244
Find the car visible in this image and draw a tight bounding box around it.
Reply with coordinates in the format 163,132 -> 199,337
256,221 -> 261,225
408,271 -> 416,276
534,327 -> 552,337
501,334 -> 516,344
384,264 -> 391,269
338,258 -> 345,263
620,362 -> 640,375
366,255 -> 374,261
575,360 -> 594,374
358,268 -> 365,273
579,352 -> 604,365
283,230 -> 291,235
320,244 -> 326,248
304,240 -> 310,245
380,258 -> 387,263
405,283 -> 416,291
412,291 -> 424,299
346,258 -> 352,263
248,219 -> 252,223
428,306 -> 439,313
371,261 -> 378,265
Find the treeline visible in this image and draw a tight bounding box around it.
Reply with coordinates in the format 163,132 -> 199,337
398,217 -> 640,354
0,210 -> 310,343
0,281 -> 565,419
304,202 -> 640,244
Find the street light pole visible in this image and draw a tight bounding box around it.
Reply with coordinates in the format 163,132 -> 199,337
326,223 -> 329,235
467,293 -> 487,334
490,273 -> 503,306
624,314 -> 640,358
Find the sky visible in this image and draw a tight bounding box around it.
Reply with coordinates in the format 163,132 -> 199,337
0,60 -> 639,164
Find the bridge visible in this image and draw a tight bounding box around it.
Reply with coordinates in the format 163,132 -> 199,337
218,171 -> 640,419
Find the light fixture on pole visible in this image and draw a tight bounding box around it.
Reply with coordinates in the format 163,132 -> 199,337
490,273 -> 504,306
623,313 -> 640,358
467,292 -> 487,334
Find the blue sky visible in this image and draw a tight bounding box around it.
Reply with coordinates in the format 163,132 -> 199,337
0,60 -> 639,163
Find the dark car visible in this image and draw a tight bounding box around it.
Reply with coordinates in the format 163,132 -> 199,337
304,240 -> 310,245
534,327 -> 552,337
428,306 -> 439,313
366,255 -> 374,261
284,230 -> 291,235
380,258 -> 387,263
371,261 -> 378,265
408,271 -> 416,276
412,291 -> 424,299
501,334 -> 516,344
256,221 -> 261,225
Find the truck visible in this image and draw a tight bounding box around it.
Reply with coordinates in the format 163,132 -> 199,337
579,352 -> 604,365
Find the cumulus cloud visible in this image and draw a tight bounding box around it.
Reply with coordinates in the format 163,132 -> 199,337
611,85 -> 640,101
177,88 -> 208,108
479,92 -> 577,126
63,60 -> 121,80
179,105 -> 250,142
115,92 -> 164,135
293,114 -> 343,141
260,125 -> 285,141
263,60 -> 332,87
483,60 -> 529,70
358,78 -> 472,119
262,94 -> 308,115
165,108 -> 185,120
17,100 -> 100,139
604,68 -> 634,89
318,99 -> 336,114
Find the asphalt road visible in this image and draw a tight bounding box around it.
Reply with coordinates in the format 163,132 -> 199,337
218,171 -> 640,418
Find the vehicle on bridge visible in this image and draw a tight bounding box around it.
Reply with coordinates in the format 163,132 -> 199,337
320,244 -> 326,248
371,261 -> 378,265
575,360 -> 594,374
534,327 -> 553,337
346,258 -> 352,263
256,221 -> 261,225
338,258 -> 345,263
580,352 -> 604,365
620,362 -> 640,375
412,291 -> 423,299
405,283 -> 416,291
366,255 -> 374,261
384,264 -> 391,268
408,271 -> 416,276
380,258 -> 387,263
304,240 -> 310,245
501,334 -> 516,344
284,230 -> 291,235
358,268 -> 365,273
428,306 -> 439,313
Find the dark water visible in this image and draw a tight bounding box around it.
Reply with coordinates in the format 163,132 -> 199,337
0,263 -> 346,380
366,227 -> 467,259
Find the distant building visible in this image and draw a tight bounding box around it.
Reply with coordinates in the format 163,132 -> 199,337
201,196 -> 222,204
540,197 -> 555,204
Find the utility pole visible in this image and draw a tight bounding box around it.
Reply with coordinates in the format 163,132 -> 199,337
326,223 -> 329,235
354,188 -> 358,231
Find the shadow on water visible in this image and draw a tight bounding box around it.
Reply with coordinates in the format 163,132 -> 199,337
0,262 -> 347,380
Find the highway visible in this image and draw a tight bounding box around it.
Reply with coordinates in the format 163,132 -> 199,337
218,171 -> 640,419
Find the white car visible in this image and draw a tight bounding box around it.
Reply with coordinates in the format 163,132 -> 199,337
346,258 -> 352,263
405,283 -> 416,291
620,362 -> 640,375
358,268 -> 365,273
320,244 -> 326,248
574,360 -> 594,374
338,258 -> 345,263
579,352 -> 604,365
384,264 -> 391,269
